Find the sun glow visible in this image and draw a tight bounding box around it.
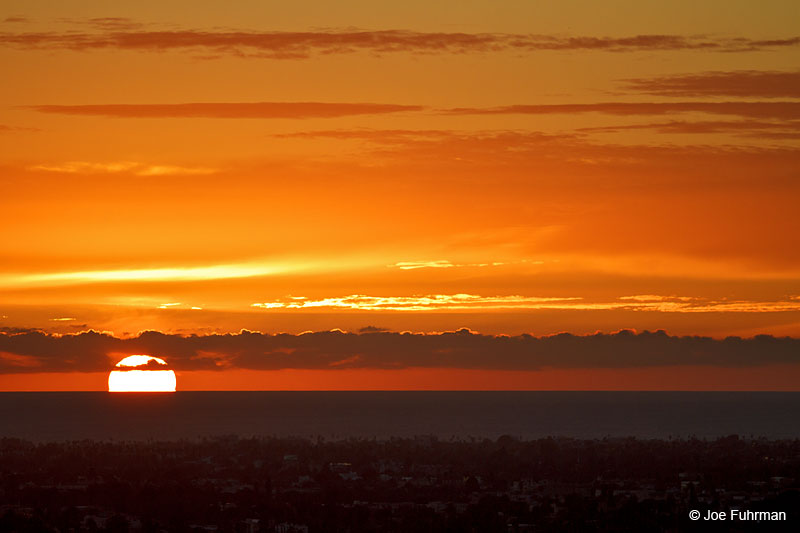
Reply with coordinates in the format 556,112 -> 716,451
3,263 -> 283,287
108,355 -> 177,392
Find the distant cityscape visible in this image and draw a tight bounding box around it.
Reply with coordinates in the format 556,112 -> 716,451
1,435 -> 797,531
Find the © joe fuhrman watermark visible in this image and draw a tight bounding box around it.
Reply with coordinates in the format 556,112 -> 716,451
690,509 -> 787,522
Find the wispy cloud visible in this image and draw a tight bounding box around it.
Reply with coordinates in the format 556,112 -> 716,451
390,261 -> 458,270
618,295 -> 696,302
577,119 -> 800,138
622,70 -> 800,98
28,161 -> 218,175
274,128 -> 800,186
388,260 -> 539,270
80,17 -> 144,31
250,294 -> 800,313
25,102 -> 423,119
136,165 -> 217,176
276,129 -> 463,142
0,124 -> 39,133
26,101 -> 800,122
444,102 -> 800,120
1,28 -> 797,58
253,294 -> 582,311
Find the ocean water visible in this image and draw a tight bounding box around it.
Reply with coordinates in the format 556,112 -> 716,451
0,391 -> 798,441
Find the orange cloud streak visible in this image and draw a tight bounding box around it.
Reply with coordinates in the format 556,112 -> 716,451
3,28 -> 797,57
444,102 -> 800,119
622,70 -> 800,98
26,102 -> 423,119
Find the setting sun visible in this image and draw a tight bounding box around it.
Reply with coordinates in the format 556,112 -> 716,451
108,355 -> 177,392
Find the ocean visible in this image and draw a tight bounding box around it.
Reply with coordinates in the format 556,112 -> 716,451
1,391 -> 798,441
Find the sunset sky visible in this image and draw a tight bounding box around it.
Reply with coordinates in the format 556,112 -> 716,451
2,1 -> 799,390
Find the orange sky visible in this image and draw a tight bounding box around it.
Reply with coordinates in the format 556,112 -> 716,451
1,1 -> 799,390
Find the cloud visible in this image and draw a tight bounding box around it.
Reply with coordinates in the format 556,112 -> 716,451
82,17 -> 143,31
0,351 -> 41,368
277,129 -> 584,157
277,128 -> 800,188
0,124 -> 39,133
25,102 -> 423,119
27,102 -> 800,122
0,327 -> 43,335
618,295 -> 696,302
115,358 -> 170,371
249,294 -> 800,313
358,326 -> 391,333
444,102 -> 800,120
276,129 -> 458,141
2,16 -> 29,24
577,119 -> 800,138
252,294 -> 583,311
392,261 -> 457,270
137,165 -> 218,176
27,161 -> 218,175
388,260 -> 532,270
622,70 -> 800,98
1,28 -> 797,57
0,328 -> 798,373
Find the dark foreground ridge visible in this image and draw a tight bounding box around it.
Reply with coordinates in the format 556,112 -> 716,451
1,435 -> 797,532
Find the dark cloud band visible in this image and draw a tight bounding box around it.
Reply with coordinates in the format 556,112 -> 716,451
1,328 -> 797,374
1,29 -> 797,57
622,70 -> 800,98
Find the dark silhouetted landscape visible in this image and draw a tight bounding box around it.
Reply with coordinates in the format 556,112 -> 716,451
1,435 -> 798,532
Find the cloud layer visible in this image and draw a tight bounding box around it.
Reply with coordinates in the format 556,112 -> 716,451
252,294 -> 582,311
26,102 -> 422,119
26,101 -> 800,121
2,29 -> 798,58
249,294 -> 800,313
28,161 -> 218,175
0,328 -> 798,374
577,119 -> 800,139
445,102 -> 800,120
622,70 -> 800,98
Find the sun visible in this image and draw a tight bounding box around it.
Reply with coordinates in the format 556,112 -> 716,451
108,355 -> 177,392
